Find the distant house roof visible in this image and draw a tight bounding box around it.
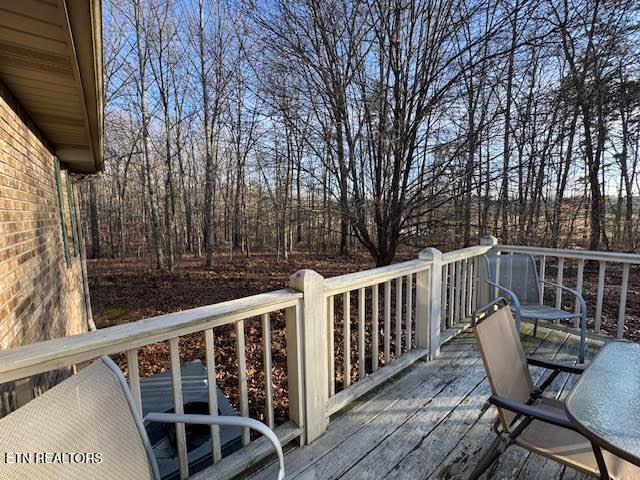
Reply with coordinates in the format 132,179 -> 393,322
0,0 -> 103,173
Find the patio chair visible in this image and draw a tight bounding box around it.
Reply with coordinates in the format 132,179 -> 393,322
0,356 -> 285,480
468,299 -> 639,480
482,253 -> 587,362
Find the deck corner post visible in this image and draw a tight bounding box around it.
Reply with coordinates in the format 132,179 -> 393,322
290,269 -> 328,443
480,235 -> 498,248
418,248 -> 442,360
478,236 -> 498,306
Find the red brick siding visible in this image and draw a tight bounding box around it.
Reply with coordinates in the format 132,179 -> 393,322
0,85 -> 88,350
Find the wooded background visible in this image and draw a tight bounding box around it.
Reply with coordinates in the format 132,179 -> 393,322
78,0 -> 640,268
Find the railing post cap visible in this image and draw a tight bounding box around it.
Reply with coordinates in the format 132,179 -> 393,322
418,247 -> 442,261
480,235 -> 498,246
289,269 -> 324,291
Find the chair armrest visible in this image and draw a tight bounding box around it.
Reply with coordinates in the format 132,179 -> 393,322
488,394 -> 578,431
486,280 -> 522,309
144,413 -> 285,480
540,280 -> 587,314
527,357 -> 585,375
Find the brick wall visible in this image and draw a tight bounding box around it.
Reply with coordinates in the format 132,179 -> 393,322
0,83 -> 89,351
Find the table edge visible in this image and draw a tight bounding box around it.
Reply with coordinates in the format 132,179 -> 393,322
564,340 -> 640,467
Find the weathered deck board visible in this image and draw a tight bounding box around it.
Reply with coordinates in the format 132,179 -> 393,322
387,329 -> 557,480
425,328 -> 569,480
560,466 -> 593,480
340,330 -> 551,480
249,334 -> 478,480
246,326 -> 597,480
294,345 -> 484,479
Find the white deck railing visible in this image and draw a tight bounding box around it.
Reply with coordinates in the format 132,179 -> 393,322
0,237 -> 636,478
496,242 -> 640,339
0,290 -> 305,480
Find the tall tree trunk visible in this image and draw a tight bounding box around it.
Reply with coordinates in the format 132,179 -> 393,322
499,0 -> 519,241
89,180 -> 100,258
199,0 -> 215,267
134,0 -> 163,269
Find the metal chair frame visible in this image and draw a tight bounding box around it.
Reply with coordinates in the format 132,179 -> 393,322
468,299 -> 609,480
483,253 -> 587,362
107,355 -> 286,480
0,356 -> 285,480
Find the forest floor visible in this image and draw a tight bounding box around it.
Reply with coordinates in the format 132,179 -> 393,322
87,248 -> 640,426
90,249 -> 416,329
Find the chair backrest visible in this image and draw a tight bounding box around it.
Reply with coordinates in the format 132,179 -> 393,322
0,356 -> 160,480
484,253 -> 540,305
472,299 -> 534,430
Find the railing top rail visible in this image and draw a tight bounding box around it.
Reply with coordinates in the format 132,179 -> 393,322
324,259 -> 429,296
0,289 -> 302,384
498,244 -> 640,264
441,245 -> 493,264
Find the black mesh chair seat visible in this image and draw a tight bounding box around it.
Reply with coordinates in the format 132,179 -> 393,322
519,304 -> 583,321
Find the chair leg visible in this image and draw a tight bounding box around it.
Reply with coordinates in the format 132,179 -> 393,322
579,313 -> 587,363
467,435 -> 505,480
591,441 -> 610,480
533,319 -> 538,337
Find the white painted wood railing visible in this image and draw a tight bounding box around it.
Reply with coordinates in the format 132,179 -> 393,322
317,245 -> 492,421
322,259 -> 432,416
495,243 -> 640,339
0,243 -> 493,473
0,290 -> 305,480
440,244 -> 494,330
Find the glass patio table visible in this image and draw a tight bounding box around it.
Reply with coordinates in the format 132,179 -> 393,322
565,341 -> 640,467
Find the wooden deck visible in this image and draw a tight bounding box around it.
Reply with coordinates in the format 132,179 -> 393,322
248,325 -> 599,480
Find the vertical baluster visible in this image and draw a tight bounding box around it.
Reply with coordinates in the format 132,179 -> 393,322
343,292 -> 351,387
617,264 -> 630,339
441,264 -> 448,326
477,255 -> 485,310
13,378 -> 33,409
471,257 -> 477,313
358,287 -> 366,380
448,263 -> 455,327
574,259 -> 585,327
372,284 -> 379,372
406,274 -> 413,350
262,314 -> 275,428
539,256 -> 546,304
285,302 -> 304,445
507,253 -> 514,290
555,257 -> 565,311
470,257 -> 478,312
460,259 -> 468,320
466,258 -> 473,317
169,338 -> 188,479
126,349 -> 142,416
454,261 -> 462,324
595,261 -> 606,332
327,296 -> 335,396
384,281 -> 391,363
236,320 -> 250,445
204,329 -> 222,462
395,277 -> 403,356
415,261 -> 432,353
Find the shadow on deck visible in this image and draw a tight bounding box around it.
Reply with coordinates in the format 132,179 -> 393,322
248,325 -> 598,480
